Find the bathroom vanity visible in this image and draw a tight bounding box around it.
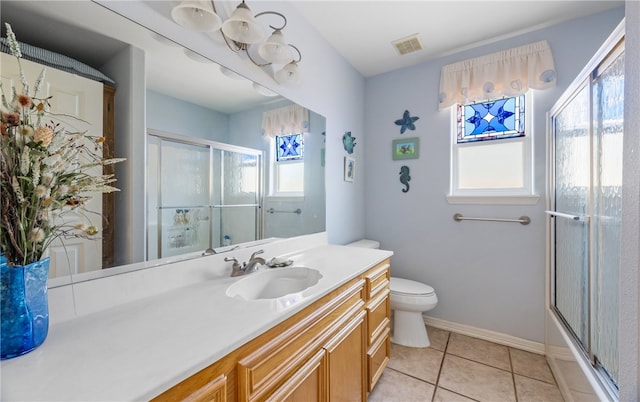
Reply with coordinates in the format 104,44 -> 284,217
0,234 -> 392,401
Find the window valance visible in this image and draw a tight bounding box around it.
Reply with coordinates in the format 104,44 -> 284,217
438,40 -> 556,110
262,104 -> 309,138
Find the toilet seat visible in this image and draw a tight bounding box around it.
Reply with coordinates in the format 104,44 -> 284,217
390,277 -> 434,296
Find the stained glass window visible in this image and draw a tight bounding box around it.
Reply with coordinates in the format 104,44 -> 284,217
457,95 -> 525,143
276,134 -> 304,161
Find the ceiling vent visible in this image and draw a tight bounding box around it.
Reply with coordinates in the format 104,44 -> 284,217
392,34 -> 424,56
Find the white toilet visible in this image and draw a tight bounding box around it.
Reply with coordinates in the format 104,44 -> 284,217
347,239 -> 438,348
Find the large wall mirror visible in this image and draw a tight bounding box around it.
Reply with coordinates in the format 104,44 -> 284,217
0,1 -> 326,285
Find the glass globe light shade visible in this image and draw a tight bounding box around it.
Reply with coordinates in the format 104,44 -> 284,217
275,61 -> 301,86
221,2 -> 265,44
171,0 -> 222,32
258,30 -> 293,64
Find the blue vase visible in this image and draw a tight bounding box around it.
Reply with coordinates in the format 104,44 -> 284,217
0,257 -> 50,359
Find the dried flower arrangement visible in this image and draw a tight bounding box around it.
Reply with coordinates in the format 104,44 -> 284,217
0,23 -> 124,266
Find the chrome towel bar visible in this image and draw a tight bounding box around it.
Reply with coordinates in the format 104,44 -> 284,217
453,213 -> 531,225
544,210 -> 590,222
268,208 -> 302,215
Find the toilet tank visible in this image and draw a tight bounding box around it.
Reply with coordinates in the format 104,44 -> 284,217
346,239 -> 380,249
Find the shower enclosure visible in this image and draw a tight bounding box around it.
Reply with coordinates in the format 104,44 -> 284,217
147,131 -> 262,259
547,26 -> 623,398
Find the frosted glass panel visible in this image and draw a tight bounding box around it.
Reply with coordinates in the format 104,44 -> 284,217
161,141 -> 210,207
160,207 -> 211,258
222,151 -> 259,205
592,51 -> 624,385
554,85 -> 590,216
554,219 -> 589,346
214,150 -> 260,246
553,83 -> 590,348
457,140 -> 524,189
220,206 -> 258,246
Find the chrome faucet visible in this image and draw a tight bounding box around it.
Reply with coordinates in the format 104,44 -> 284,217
203,245 -> 240,256
226,250 -> 266,277
202,248 -> 216,256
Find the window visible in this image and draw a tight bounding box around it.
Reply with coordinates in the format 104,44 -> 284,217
448,93 -> 538,204
272,134 -> 304,195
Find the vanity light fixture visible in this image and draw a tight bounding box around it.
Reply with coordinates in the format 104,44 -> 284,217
171,0 -> 302,86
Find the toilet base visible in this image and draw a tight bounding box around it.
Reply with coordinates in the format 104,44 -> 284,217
391,310 -> 430,348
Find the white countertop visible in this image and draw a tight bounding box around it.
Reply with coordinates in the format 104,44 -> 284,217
0,243 -> 392,401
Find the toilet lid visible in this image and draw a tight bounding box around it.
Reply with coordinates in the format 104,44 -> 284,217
390,277 -> 434,296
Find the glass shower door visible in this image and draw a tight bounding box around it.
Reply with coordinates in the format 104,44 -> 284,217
551,83 -> 591,349
549,40 -> 623,390
212,149 -> 261,247
591,47 -> 624,385
149,137 -> 212,258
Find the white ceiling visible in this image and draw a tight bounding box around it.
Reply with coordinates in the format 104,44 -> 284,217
291,1 -> 623,77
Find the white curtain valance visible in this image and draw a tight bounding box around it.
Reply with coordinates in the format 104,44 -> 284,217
438,40 -> 556,110
262,104 -> 310,138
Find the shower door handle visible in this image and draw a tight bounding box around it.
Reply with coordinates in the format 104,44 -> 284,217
545,210 -> 590,222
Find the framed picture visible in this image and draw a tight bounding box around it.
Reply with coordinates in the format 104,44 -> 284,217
392,137 -> 420,160
344,156 -> 355,182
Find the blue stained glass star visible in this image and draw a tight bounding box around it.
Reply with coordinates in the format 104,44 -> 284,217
394,110 -> 419,134
279,135 -> 300,157
466,100 -> 514,135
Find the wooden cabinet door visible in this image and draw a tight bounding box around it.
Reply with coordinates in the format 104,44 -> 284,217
324,311 -> 367,402
267,349 -> 327,402
183,375 -> 226,402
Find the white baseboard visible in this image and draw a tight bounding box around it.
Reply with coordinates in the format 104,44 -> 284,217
423,315 -> 545,355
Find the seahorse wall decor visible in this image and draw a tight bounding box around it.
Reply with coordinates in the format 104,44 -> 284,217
399,166 -> 411,193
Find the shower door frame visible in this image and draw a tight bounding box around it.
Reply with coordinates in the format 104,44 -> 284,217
147,129 -> 264,258
546,22 -> 624,400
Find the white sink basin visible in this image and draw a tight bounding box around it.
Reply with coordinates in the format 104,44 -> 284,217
226,267 -> 323,302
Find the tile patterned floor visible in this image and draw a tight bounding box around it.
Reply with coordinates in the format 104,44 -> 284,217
369,326 -> 565,402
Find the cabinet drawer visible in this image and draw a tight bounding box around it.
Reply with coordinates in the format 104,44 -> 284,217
266,349 -> 326,402
367,327 -> 390,392
367,290 -> 390,347
364,260 -> 390,300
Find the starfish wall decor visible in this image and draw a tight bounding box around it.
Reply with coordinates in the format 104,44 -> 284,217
394,110 -> 419,134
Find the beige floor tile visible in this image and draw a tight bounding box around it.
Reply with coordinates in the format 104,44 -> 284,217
369,368 -> 435,402
515,375 -> 565,402
426,326 -> 450,351
446,333 -> 511,371
439,354 -> 516,402
388,343 -> 444,384
510,348 -> 556,384
433,387 -> 478,402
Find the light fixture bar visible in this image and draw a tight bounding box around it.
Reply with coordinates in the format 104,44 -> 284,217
171,0 -> 303,86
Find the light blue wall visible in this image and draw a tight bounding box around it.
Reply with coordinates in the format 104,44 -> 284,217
146,90 -> 229,142
363,7 -> 625,343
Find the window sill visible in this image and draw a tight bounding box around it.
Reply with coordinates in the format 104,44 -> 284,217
446,194 -> 540,205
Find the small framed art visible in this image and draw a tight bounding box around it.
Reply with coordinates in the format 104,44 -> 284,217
392,137 -> 420,160
344,156 -> 355,182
